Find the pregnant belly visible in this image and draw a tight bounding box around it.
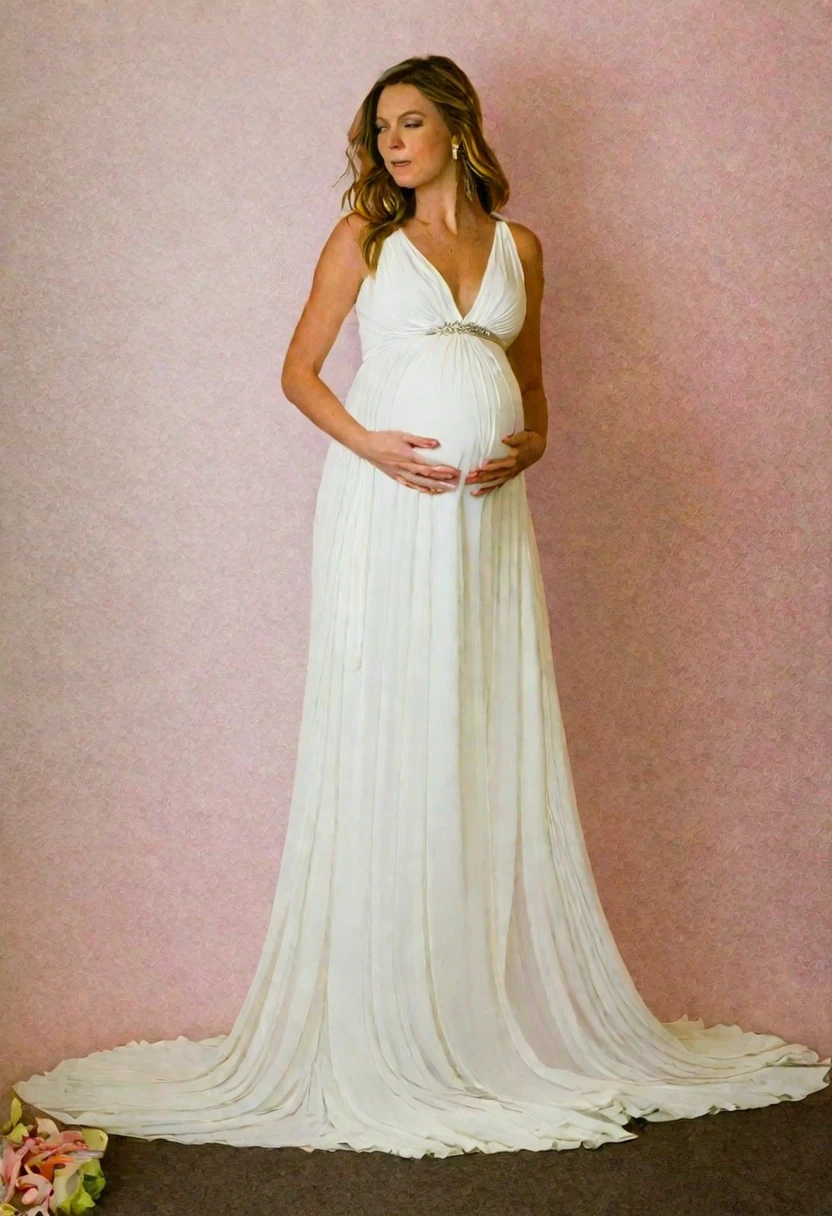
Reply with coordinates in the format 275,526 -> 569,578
350,338 -> 525,480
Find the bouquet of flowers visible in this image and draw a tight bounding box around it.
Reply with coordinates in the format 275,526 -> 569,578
0,1097 -> 107,1215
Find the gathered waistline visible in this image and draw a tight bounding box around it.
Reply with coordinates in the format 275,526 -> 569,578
360,322 -> 507,363
425,320 -> 506,349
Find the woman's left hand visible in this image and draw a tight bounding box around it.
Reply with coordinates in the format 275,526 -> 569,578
465,429 -> 546,495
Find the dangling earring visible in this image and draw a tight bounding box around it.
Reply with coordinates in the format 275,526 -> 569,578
452,137 -> 474,199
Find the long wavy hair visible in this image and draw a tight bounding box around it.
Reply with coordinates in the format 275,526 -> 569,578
338,55 -> 511,275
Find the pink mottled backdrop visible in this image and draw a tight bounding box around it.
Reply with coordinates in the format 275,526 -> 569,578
2,2 -> 830,1104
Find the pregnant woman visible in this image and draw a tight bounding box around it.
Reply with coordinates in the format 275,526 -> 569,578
15,53 -> 829,1158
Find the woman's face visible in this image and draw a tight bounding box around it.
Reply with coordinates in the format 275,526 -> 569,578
374,83 -> 451,188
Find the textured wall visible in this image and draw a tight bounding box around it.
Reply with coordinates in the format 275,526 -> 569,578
2,0 -> 830,1101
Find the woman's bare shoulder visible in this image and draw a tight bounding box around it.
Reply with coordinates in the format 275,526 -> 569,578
342,211 -> 373,239
314,213 -> 373,285
502,219 -> 543,265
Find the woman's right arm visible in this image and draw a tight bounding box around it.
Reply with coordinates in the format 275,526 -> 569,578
281,216 -> 461,491
280,214 -> 372,454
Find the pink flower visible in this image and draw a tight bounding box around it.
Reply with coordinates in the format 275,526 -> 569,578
0,1097 -> 107,1214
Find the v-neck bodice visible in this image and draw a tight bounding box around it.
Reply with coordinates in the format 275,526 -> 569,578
354,213 -> 527,362
396,220 -> 501,322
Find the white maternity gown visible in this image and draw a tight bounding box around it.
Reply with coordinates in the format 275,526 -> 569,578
14,214 -> 830,1158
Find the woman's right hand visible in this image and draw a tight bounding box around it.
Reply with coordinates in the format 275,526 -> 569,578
353,430 -> 460,494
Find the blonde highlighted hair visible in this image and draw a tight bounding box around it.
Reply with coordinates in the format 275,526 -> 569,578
338,55 -> 511,275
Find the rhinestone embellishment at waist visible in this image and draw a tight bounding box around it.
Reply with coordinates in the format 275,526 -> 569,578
424,320 -> 505,348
